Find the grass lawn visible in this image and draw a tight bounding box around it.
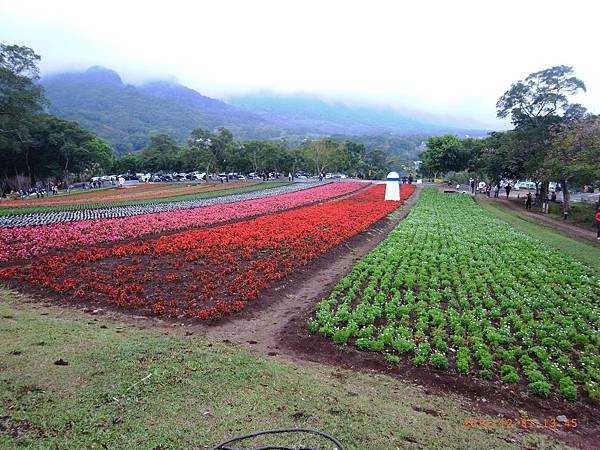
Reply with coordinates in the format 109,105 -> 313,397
0,289 -> 564,449
476,196 -> 600,274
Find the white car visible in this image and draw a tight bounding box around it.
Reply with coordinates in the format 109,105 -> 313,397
517,181 -> 537,190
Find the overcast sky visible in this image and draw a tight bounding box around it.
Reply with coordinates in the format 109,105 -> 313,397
1,0 -> 599,129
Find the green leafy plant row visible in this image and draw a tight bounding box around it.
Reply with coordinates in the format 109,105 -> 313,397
310,188 -> 600,401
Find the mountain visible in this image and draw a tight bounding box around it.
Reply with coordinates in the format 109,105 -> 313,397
226,95 -> 486,136
41,66 -> 487,154
41,67 -> 275,152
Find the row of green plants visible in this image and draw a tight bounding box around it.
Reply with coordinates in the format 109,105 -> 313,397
0,182 -> 287,216
310,188 -> 600,401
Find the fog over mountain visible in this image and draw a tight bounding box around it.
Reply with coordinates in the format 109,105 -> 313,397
3,0 -> 599,134
40,66 -> 488,152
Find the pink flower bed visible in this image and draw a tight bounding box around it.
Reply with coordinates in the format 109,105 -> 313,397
0,182 -> 365,262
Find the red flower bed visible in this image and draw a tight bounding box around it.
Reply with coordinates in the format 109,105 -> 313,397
1,184 -> 414,319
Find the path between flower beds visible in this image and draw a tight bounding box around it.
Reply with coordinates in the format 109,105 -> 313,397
202,185 -> 423,349
0,181 -> 326,227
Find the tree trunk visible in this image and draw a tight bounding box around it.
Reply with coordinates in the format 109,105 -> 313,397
63,155 -> 70,186
539,180 -> 548,207
561,179 -> 570,219
206,163 -> 210,183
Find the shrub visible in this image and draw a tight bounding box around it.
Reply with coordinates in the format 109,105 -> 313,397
307,319 -> 319,333
529,381 -> 550,397
479,369 -> 493,379
385,353 -> 400,364
502,372 -> 520,383
413,354 -> 427,366
559,377 -> 577,401
430,353 -> 449,369
393,338 -> 415,354
456,348 -> 471,374
333,328 -> 351,345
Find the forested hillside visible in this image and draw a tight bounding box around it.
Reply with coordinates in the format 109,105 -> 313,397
41,67 -> 276,152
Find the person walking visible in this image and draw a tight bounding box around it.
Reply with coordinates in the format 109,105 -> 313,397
595,206 -> 600,240
525,192 -> 532,210
542,194 -> 549,213
493,184 -> 499,198
469,178 -> 475,194
505,184 -> 512,199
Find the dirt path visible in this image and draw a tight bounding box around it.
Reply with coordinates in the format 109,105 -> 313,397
483,196 -> 597,242
202,185 -> 423,353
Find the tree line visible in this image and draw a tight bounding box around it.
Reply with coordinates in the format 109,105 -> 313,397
1,44 -> 113,192
419,65 -> 600,214
113,130 -> 398,180
1,44 -> 401,194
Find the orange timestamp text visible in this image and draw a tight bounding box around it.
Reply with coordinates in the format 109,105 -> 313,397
464,417 -> 577,431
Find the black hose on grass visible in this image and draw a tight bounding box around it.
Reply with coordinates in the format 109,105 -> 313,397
210,427 -> 346,450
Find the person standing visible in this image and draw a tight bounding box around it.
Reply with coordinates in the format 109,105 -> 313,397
595,207 -> 600,240
505,184 -> 512,199
469,178 -> 475,194
525,192 -> 532,210
542,194 -> 549,213
493,184 -> 499,198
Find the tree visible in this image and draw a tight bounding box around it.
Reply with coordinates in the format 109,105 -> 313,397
541,115 -> 600,212
0,44 -> 45,121
141,134 -> 181,172
497,65 -> 587,128
1,44 -> 47,186
343,141 -> 367,177
496,65 -> 587,206
364,149 -> 389,179
303,139 -> 346,175
420,135 -> 466,178
186,128 -> 236,180
111,152 -> 142,174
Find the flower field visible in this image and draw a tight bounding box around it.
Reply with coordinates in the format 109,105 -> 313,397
311,188 -> 599,401
0,184 -> 414,319
0,182 -> 365,262
0,181 -> 287,220
0,182 -> 318,227
1,181 -> 257,209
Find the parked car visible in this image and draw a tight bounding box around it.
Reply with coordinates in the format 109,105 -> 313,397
516,180 -> 537,190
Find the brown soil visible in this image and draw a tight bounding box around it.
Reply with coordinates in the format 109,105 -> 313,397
5,183 -> 599,449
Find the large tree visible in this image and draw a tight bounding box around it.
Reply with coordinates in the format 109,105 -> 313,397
541,116 -> 600,210
496,66 -> 587,210
303,139 -> 346,175
141,133 -> 182,172
420,135 -> 466,178
497,65 -> 587,128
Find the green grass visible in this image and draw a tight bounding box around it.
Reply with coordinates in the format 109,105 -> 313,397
0,289 -> 563,449
476,196 -> 600,273
0,182 -> 289,216
545,202 -> 597,230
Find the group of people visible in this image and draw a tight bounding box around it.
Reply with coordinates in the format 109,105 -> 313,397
19,185 -> 60,199
468,178 -> 503,198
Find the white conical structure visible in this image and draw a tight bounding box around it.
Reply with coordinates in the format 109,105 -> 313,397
385,171 -> 400,201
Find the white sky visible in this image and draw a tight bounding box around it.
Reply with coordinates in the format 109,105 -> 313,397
1,0 -> 599,129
